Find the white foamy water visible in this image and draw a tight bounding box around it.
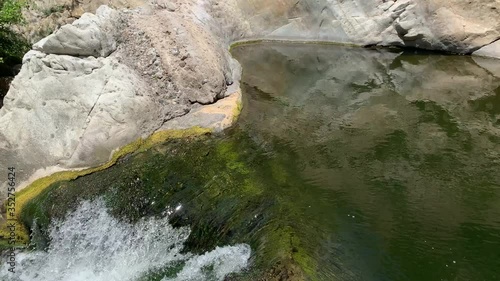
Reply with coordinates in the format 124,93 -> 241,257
1,199 -> 251,281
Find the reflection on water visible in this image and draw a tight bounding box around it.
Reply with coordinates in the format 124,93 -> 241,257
231,43 -> 500,281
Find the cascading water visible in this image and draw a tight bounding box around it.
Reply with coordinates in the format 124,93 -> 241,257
0,199 -> 251,281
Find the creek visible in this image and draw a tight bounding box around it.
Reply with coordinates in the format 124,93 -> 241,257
3,43 -> 500,281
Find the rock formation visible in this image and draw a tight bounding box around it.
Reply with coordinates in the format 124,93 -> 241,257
0,3 -> 241,197
32,5 -> 120,57
211,0 -> 500,56
16,0 -> 146,43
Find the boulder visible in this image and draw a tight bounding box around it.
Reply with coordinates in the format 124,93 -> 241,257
209,0 -> 500,55
33,6 -> 120,57
0,4 -> 243,197
0,50 -> 162,191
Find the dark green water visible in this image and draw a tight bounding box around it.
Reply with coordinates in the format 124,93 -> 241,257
230,43 -> 500,281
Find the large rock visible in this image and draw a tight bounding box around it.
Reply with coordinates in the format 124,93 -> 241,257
16,0 -> 146,44
124,8 -> 235,105
209,0 -> 500,55
0,50 -> 161,186
33,5 -> 120,57
0,4 -> 243,197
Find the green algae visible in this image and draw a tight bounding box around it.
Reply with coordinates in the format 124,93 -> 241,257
0,127 -> 212,247
18,129 -> 315,279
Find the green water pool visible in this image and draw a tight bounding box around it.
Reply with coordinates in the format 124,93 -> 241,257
18,43 -> 500,281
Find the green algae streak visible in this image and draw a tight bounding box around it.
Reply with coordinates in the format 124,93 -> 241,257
19,130 -> 313,280
0,127 -> 212,247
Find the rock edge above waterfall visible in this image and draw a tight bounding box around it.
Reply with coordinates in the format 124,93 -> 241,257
0,3 -> 242,198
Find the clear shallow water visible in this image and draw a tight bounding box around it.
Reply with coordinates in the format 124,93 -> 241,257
1,199 -> 251,281
231,43 -> 500,281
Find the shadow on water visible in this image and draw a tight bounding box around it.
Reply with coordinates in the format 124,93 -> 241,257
15,43 -> 500,281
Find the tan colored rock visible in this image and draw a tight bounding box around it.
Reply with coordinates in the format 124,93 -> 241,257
161,87 -> 242,132
0,50 -> 160,190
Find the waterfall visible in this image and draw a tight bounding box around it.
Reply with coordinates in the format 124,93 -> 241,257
1,199 -> 251,281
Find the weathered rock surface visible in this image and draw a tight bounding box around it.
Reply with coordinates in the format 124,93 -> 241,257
0,3 -> 241,196
0,50 -> 158,177
33,6 -> 120,57
121,7 -> 236,105
16,0 -> 146,44
210,0 -> 500,56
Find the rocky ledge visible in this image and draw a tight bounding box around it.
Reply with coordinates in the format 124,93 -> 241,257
215,0 -> 500,58
0,3 -> 242,198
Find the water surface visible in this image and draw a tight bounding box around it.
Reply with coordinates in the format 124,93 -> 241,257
231,43 -> 500,281
6,43 -> 500,281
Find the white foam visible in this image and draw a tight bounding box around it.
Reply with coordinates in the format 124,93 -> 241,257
163,245 -> 251,281
1,199 -> 251,281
